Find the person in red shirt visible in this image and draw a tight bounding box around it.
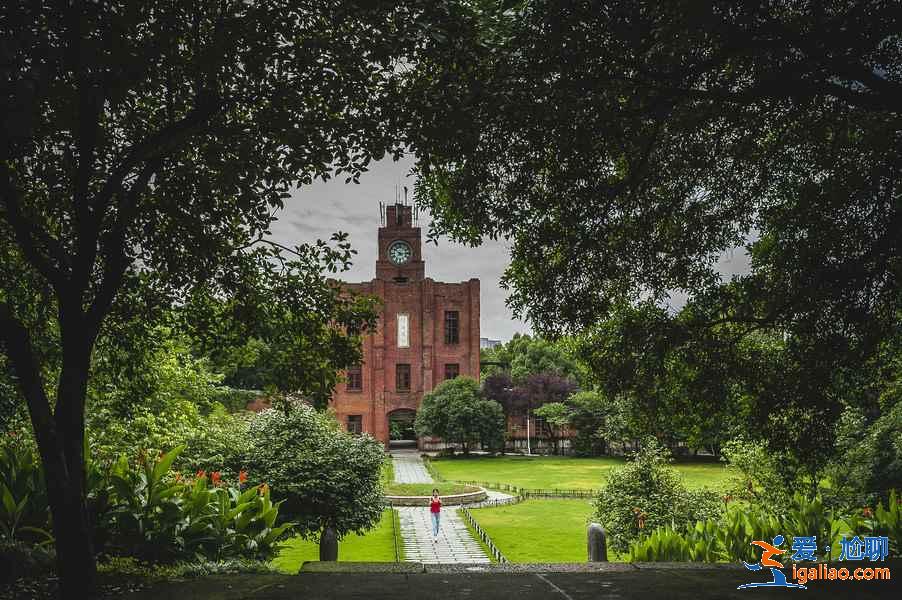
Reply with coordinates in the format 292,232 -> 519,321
430,488 -> 442,541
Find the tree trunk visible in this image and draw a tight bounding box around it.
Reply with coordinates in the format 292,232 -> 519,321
51,320 -> 99,599
0,306 -> 99,599
41,447 -> 97,599
319,527 -> 338,561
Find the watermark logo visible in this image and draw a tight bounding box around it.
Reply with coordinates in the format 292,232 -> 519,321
738,534 -> 891,590
738,535 -> 806,589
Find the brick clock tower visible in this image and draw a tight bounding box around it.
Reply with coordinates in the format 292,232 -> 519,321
330,203 -> 480,448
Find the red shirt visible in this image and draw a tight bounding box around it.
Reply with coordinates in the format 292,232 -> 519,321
430,499 -> 441,513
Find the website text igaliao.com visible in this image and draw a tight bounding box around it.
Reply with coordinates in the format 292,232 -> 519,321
791,563 -> 891,585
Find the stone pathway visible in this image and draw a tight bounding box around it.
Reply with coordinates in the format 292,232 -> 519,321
390,450 -> 489,564
391,449 -> 433,483
397,507 -> 490,564
469,489 -> 517,508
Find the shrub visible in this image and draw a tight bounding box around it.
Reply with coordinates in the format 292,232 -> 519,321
90,399 -> 210,464
594,437 -> 721,552
415,377 -> 506,453
0,441 -> 52,546
567,390 -> 608,457
98,556 -> 279,579
102,446 -> 292,563
210,387 -> 263,414
0,538 -> 56,584
721,437 -> 787,507
826,402 -> 902,509
533,402 -> 570,455
630,492 -> 902,562
244,402 -> 386,540
1,441 -> 292,566
89,395 -> 253,483
176,407 -> 253,481
871,489 -> 902,557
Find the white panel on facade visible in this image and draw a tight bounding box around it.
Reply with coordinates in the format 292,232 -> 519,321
397,313 -> 410,348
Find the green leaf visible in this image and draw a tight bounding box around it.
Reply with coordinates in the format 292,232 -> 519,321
152,445 -> 186,484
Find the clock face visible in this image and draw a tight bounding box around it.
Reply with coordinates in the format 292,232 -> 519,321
388,240 -> 412,265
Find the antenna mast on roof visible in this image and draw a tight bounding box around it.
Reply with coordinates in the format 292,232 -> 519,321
405,185 -> 418,226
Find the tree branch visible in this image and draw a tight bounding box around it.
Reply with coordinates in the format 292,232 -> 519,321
633,72 -> 898,112
85,160 -> 159,334
92,94 -> 223,214
70,0 -> 100,214
235,236 -> 306,258
82,93 -> 223,332
0,164 -> 70,290
0,301 -> 55,444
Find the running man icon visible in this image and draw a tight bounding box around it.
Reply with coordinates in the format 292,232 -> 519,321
737,535 -> 807,590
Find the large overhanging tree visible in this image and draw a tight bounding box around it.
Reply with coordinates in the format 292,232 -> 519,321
0,1 -> 466,597
407,1 -> 901,473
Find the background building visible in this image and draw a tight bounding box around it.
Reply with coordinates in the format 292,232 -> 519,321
480,337 -> 502,350
330,203 -> 480,447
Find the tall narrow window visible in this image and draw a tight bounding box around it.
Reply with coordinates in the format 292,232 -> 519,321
347,415 -> 363,434
444,363 -> 460,380
444,310 -> 459,344
397,313 -> 410,348
346,365 -> 362,391
396,364 -> 411,391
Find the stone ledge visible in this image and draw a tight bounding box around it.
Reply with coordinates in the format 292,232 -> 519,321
297,561 -> 752,574
385,488 -> 488,506
300,561 -> 425,573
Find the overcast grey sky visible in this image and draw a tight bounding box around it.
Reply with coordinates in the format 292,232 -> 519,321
267,156 -> 532,342
267,157 -> 753,341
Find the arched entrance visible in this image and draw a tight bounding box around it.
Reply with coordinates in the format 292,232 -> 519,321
387,408 -> 417,450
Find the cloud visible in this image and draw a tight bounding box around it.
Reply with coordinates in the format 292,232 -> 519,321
269,156 -> 752,336
267,157 -> 531,341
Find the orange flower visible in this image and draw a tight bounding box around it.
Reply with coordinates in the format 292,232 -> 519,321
239,470 -> 248,485
196,470 -> 206,479
863,507 -> 874,518
211,471 -> 222,486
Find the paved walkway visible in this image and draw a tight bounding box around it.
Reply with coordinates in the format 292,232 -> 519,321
390,450 -> 489,564
391,449 -> 433,483
397,507 -> 490,564
470,489 -> 517,508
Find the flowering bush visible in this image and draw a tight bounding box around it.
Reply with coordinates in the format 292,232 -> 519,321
101,446 -> 293,563
1,441 -> 292,565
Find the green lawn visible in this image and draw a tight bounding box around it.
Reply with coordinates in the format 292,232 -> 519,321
429,455 -> 730,491
468,499 -> 609,562
381,459 -> 394,485
270,509 -> 401,572
384,482 -> 478,496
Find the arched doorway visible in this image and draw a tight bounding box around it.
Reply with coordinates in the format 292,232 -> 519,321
387,408 -> 417,450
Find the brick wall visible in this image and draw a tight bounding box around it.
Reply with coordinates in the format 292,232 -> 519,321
329,205 -> 480,447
